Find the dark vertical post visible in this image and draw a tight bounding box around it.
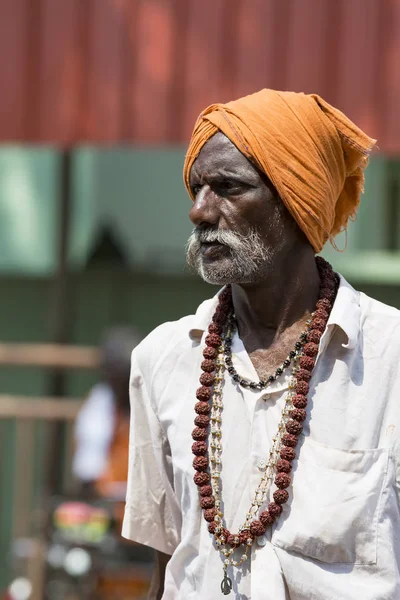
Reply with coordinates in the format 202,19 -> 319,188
387,160 -> 400,252
46,149 -> 73,495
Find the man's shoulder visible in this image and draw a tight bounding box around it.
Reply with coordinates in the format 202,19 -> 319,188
359,290 -> 400,348
360,290 -> 400,322
338,275 -> 400,322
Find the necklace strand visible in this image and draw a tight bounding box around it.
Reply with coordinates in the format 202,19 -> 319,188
210,338 -> 306,568
223,313 -> 307,390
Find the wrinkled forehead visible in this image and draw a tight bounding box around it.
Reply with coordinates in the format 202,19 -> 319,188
190,132 -> 258,182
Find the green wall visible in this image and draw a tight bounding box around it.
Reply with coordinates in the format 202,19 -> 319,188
1,148 -> 400,281
0,269 -> 211,588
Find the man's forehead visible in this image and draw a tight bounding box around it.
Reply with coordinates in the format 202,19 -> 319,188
190,132 -> 253,180
197,132 -> 239,158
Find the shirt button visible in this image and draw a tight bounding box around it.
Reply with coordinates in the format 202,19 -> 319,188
263,393 -> 271,401
257,536 -> 267,547
257,459 -> 266,471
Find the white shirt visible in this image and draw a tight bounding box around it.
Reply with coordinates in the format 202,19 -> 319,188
73,382 -> 116,482
122,276 -> 400,600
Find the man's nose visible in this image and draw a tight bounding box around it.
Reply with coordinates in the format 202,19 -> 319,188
189,186 -> 219,228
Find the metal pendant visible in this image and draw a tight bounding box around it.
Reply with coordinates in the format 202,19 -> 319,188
221,571 -> 233,595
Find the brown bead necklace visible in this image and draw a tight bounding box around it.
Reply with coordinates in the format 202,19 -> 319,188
191,257 -> 339,595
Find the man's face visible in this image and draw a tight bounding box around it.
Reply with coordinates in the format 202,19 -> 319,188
186,133 -> 300,285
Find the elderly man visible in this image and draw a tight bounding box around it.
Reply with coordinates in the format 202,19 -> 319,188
122,89 -> 400,600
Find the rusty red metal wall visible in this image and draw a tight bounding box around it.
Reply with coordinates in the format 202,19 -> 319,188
0,0 -> 400,152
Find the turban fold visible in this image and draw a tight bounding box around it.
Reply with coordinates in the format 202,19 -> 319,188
183,89 -> 376,253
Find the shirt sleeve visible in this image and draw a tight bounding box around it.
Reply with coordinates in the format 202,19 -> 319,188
122,348 -> 181,555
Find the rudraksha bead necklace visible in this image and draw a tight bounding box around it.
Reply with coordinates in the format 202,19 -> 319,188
191,257 -> 339,595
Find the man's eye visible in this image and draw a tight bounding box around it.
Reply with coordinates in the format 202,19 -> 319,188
215,180 -> 241,194
192,184 -> 202,196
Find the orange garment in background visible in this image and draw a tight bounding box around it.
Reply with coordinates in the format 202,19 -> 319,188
183,89 -> 376,253
96,410 -> 130,526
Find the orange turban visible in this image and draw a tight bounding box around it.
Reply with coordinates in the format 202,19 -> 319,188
183,89 -> 376,253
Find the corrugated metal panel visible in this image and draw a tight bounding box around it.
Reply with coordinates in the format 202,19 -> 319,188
0,0 -> 399,151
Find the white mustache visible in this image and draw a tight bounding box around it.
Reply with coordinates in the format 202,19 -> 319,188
190,228 -> 243,249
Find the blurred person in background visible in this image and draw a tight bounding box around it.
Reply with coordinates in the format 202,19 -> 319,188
122,89 -> 400,600
73,327 -> 141,502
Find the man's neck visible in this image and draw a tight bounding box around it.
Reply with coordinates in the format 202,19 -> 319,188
231,246 -> 320,352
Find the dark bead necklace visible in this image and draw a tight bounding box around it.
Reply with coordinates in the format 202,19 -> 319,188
223,315 -> 309,390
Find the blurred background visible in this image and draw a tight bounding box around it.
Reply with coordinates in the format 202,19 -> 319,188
0,0 -> 399,598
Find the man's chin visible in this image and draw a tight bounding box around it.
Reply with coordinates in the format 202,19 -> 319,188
196,260 -> 267,286
197,260 -> 239,286
199,273 -> 231,285
187,255 -> 261,285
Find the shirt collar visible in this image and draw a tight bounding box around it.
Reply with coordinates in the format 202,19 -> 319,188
324,274 -> 360,350
189,275 -> 361,350
189,289 -> 222,341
